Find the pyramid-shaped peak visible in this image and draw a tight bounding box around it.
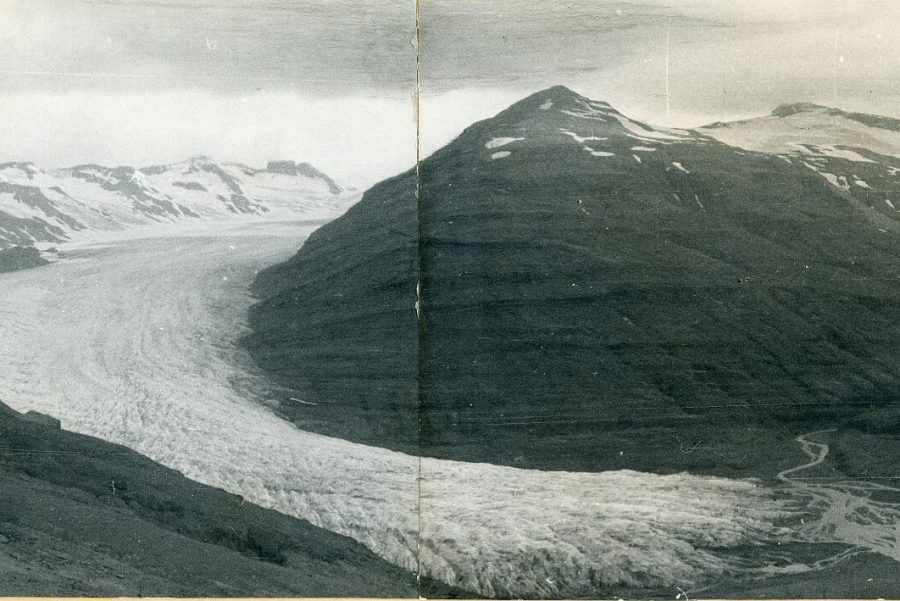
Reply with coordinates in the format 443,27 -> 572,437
426,85 -> 691,164
541,84 -> 585,99
533,85 -> 614,107
493,85 -> 620,121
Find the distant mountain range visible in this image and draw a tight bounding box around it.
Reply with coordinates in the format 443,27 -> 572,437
0,157 -> 349,248
245,86 -> 900,478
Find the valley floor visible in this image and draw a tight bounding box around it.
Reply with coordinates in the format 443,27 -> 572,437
0,220 -> 896,597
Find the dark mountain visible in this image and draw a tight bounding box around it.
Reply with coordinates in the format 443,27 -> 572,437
0,399 -> 423,597
245,86 -> 900,477
0,246 -> 47,273
249,169 -> 419,450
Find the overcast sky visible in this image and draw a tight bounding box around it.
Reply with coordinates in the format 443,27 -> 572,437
0,0 -> 898,185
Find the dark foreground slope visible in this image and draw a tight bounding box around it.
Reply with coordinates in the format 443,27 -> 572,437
246,86 -> 900,478
0,400 -> 419,597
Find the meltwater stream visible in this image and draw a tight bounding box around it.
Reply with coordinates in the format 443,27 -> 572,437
0,221 -> 788,597
778,430 -> 900,564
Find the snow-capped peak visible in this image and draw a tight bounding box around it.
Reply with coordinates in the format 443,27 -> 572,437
462,85 -> 696,166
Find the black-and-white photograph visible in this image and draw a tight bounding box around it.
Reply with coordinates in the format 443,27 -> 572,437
0,0 -> 899,598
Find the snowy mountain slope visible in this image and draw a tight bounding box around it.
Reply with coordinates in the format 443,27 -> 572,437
702,103 -> 900,158
0,158 -> 351,248
701,103 -> 900,224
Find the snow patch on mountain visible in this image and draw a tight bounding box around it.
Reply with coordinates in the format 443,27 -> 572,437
560,129 -> 608,144
803,161 -> 851,192
608,113 -> 692,143
796,144 -> 874,163
485,137 -> 524,149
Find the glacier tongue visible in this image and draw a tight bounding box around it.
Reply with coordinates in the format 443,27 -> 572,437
0,225 -> 786,598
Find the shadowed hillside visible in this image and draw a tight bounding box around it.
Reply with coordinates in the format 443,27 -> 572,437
246,86 -> 900,478
0,399 -> 424,597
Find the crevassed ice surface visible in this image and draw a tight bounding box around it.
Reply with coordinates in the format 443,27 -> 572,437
0,221 -> 784,597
